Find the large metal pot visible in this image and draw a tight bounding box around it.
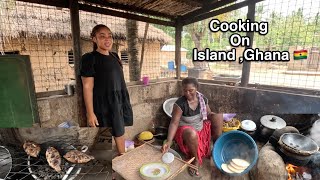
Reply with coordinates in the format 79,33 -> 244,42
276,146 -> 311,166
259,115 -> 286,141
153,126 -> 168,140
278,133 -> 319,156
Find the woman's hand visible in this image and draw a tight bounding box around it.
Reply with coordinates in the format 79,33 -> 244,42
161,140 -> 172,153
87,113 -> 99,127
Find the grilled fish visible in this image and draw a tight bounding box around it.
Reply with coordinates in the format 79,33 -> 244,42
63,150 -> 94,164
46,147 -> 62,172
23,141 -> 41,158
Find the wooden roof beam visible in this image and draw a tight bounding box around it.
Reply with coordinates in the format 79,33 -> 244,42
182,0 -> 264,25
78,4 -> 175,27
181,0 -> 236,21
173,0 -> 203,7
17,0 -> 68,8
82,0 -> 175,20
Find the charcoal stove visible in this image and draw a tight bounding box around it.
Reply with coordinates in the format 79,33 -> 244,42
1,140 -> 110,180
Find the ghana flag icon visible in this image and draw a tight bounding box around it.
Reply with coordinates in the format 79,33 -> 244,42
293,50 -> 308,60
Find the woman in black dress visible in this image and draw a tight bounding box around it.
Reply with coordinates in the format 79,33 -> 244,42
80,24 -> 133,155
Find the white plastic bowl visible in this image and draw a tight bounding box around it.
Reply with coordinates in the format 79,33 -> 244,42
163,98 -> 179,118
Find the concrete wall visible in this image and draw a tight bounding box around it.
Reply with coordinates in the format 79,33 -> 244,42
35,80 -> 320,140
37,94 -> 78,128
124,80 -> 179,139
196,81 -> 320,114
36,80 -> 179,140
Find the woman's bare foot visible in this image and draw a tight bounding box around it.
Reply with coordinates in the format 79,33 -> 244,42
188,159 -> 200,177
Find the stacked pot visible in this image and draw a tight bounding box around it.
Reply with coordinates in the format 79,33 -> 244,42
277,133 -> 319,166
258,115 -> 287,142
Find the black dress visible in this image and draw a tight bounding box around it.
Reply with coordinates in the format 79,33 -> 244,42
80,51 -> 133,137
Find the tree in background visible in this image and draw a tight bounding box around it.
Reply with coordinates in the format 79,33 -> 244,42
154,3 -> 320,70
126,19 -> 140,81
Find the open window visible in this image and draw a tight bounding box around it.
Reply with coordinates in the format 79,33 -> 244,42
0,51 -> 20,55
120,50 -> 129,63
68,50 -> 74,67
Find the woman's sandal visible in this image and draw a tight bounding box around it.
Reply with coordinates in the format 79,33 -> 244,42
188,167 -> 200,177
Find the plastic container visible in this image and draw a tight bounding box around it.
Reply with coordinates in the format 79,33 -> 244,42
223,114 -> 237,122
222,118 -> 241,132
212,130 -> 258,176
58,121 -> 79,128
168,61 -> 175,70
142,76 -> 150,86
180,65 -> 187,72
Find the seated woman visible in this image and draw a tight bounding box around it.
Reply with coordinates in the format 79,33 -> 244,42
162,77 -> 223,177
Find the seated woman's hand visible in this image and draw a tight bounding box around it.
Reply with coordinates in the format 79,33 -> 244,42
161,140 -> 172,153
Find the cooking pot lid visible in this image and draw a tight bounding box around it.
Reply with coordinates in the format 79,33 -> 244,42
260,115 -> 286,130
241,120 -> 256,131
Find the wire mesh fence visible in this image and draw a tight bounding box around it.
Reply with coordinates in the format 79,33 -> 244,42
1,0 -> 319,92
0,1 -> 74,92
0,128 -> 113,180
252,0 -> 320,90
182,0 -> 320,90
1,140 -> 110,180
0,1 -> 176,93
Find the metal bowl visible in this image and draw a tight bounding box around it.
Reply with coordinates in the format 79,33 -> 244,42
163,98 -> 178,118
279,133 -> 319,156
0,146 -> 12,180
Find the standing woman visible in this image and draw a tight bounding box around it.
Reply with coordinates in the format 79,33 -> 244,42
80,24 -> 133,156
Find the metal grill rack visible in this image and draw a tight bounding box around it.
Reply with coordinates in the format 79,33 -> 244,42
0,140 -> 110,180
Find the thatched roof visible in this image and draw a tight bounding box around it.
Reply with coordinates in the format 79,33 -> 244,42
83,0 -> 205,17
0,1 -> 173,43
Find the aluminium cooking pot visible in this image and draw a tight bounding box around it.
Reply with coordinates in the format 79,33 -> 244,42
153,126 -> 168,140
259,115 -> 286,141
278,133 -> 319,156
276,146 -> 311,166
240,120 -> 257,138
